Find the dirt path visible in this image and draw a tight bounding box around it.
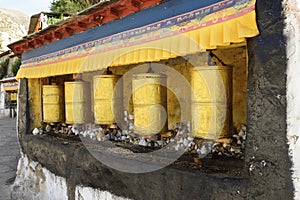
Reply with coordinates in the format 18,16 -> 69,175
0,118 -> 20,200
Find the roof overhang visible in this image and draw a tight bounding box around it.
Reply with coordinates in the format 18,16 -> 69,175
0,76 -> 17,83
11,0 -> 259,80
1,77 -> 18,91
8,0 -> 162,57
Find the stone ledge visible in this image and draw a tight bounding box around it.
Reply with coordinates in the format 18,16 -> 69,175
19,133 -> 246,199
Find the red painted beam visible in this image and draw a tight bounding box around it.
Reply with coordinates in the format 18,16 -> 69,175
36,37 -> 45,46
45,34 -> 53,42
112,0 -> 140,18
54,31 -> 64,40
8,0 -> 162,55
14,46 -> 21,54
101,7 -> 119,24
65,27 -> 75,34
140,0 -> 161,9
20,44 -> 27,52
28,41 -> 35,48
77,21 -> 89,29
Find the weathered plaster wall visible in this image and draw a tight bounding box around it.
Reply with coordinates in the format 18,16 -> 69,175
12,153 -> 68,200
0,84 -> 8,113
75,186 -> 130,200
284,0 -> 300,198
12,153 -> 128,200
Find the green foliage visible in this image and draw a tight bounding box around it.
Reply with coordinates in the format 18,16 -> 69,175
47,14 -> 66,25
50,0 -> 92,14
0,58 -> 9,79
11,58 -> 21,76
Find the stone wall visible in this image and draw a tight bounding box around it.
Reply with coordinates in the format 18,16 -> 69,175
245,0 -> 293,198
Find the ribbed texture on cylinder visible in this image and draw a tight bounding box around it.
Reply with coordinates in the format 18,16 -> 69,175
190,66 -> 232,139
132,73 -> 167,136
93,75 -> 122,124
64,81 -> 91,124
43,85 -> 63,123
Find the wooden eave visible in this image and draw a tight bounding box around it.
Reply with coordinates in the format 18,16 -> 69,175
0,50 -> 12,58
8,0 -> 162,57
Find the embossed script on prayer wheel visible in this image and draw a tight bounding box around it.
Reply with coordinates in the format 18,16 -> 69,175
132,73 -> 167,136
64,81 -> 90,124
190,66 -> 232,139
43,85 -> 63,123
94,75 -> 122,124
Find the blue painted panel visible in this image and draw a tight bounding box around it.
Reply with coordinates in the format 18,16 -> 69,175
23,0 -> 222,60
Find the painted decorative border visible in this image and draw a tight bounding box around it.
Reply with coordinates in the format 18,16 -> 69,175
22,0 -> 255,68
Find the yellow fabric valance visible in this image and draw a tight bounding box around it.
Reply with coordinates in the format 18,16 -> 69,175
17,0 -> 259,80
3,85 -> 18,91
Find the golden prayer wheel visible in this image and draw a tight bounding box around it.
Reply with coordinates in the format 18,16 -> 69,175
93,75 -> 122,124
132,73 -> 167,136
10,93 -> 17,101
42,85 -> 64,123
64,81 -> 90,124
190,66 -> 232,139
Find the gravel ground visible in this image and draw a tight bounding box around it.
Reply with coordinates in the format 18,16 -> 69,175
0,118 -> 20,200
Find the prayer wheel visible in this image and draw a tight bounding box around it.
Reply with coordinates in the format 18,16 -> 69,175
94,75 -> 122,124
10,93 -> 17,101
43,85 -> 63,123
190,66 -> 232,139
64,81 -> 90,124
132,73 -> 167,136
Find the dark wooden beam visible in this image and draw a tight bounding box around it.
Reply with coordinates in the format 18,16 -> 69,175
20,44 -> 27,52
44,33 -> 53,42
15,46 -> 21,53
84,16 -> 101,27
35,38 -> 44,46
54,31 -> 64,40
119,0 -> 139,12
93,14 -> 103,25
65,27 -> 75,35
77,21 -> 89,29
28,41 -> 35,48
101,7 -> 119,24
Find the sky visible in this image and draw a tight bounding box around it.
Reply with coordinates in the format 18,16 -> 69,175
0,0 -> 52,16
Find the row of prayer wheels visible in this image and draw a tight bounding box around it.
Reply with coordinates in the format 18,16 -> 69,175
42,65 -> 232,139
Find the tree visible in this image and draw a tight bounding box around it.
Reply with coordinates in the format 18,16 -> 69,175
11,58 -> 21,76
0,58 -> 9,79
50,0 -> 97,14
